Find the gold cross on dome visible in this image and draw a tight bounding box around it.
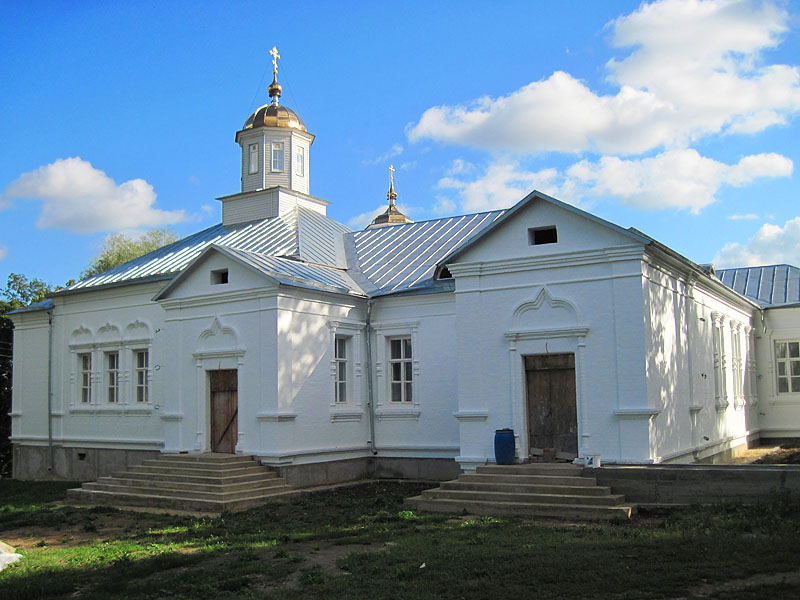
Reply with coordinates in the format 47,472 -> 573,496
389,164 -> 395,187
270,46 -> 281,74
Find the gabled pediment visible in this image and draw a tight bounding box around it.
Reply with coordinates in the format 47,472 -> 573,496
439,190 -> 650,270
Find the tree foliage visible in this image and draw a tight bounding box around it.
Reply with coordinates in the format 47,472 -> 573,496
81,228 -> 180,280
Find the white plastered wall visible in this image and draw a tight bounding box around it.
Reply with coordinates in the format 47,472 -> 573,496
12,281 -> 168,456
755,305 -> 800,438
641,260 -> 757,464
447,199 -> 652,468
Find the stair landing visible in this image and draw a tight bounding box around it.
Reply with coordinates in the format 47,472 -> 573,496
406,463 -> 636,521
67,453 -> 296,513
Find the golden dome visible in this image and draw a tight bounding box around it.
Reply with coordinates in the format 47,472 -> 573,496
243,103 -> 306,131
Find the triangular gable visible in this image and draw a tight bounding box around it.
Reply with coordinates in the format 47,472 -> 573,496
154,244 -> 364,301
436,190 -> 651,274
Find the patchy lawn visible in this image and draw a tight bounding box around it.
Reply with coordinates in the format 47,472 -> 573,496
1,480 -> 800,599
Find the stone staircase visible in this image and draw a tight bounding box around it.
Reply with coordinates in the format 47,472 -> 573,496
406,463 -> 637,520
67,453 -> 296,513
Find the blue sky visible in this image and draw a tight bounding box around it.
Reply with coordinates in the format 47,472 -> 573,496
1,0 -> 799,288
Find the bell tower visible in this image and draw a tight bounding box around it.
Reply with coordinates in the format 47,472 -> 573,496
219,47 -> 327,226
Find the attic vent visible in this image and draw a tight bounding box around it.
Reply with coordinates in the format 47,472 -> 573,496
528,226 -> 557,246
439,267 -> 452,279
211,269 -> 229,285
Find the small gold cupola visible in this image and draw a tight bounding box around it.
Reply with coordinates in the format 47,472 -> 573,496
367,165 -> 414,229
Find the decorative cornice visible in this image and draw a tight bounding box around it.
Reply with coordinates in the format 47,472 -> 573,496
613,407 -> 662,420
453,410 -> 489,422
447,245 -> 644,278
505,326 -> 590,341
256,412 -> 297,422
375,409 -> 421,421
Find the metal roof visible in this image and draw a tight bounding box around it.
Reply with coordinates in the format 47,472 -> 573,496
344,210 -> 506,295
220,246 -> 363,296
716,264 -> 800,307
67,207 -> 350,292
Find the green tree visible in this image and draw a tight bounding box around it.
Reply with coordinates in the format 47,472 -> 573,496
1,273 -> 55,477
81,228 -> 180,279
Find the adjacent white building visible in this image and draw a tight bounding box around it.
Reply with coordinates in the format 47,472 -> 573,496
9,68 -> 800,482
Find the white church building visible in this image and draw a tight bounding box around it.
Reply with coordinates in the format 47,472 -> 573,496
9,62 -> 800,482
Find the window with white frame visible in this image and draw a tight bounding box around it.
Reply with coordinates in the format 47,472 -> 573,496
248,143 -> 259,174
79,353 -> 92,403
135,349 -> 149,403
105,351 -> 119,403
334,335 -> 347,403
389,337 -> 413,403
776,341 -> 800,394
295,146 -> 304,176
271,141 -> 284,172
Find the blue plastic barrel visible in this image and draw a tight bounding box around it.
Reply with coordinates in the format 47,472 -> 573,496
494,428 -> 515,465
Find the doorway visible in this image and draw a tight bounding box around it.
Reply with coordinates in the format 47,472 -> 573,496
525,353 -> 578,458
209,369 -> 238,453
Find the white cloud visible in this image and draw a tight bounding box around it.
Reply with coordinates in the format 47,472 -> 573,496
714,217 -> 800,268
362,144 -> 404,166
728,213 -> 759,221
439,150 -> 791,215
407,0 -> 800,155
437,162 -> 563,213
566,150 -> 792,213
3,157 -> 188,234
0,245 -> 7,261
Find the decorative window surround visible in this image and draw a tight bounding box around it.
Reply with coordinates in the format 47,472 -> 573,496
746,326 -> 759,406
730,322 -> 746,410
711,312 -> 729,412
68,321 -> 155,411
327,320 -> 364,420
775,339 -> 800,395
372,320 -> 420,417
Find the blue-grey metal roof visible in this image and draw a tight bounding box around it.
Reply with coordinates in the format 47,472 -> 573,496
344,210 -> 506,296
716,264 -> 800,307
66,207 -> 350,292
7,298 -> 54,315
220,246 -> 363,296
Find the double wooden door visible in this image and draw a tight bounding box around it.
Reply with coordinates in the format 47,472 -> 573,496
209,369 -> 238,453
525,353 -> 578,457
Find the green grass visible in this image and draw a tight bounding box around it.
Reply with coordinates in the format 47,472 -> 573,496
2,480 -> 800,599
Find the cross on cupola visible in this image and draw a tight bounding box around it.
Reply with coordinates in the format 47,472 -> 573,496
367,164 -> 414,229
268,46 -> 282,105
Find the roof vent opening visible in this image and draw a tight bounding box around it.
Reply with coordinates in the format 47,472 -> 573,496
439,266 -> 452,279
529,226 -> 557,246
211,269 -> 229,285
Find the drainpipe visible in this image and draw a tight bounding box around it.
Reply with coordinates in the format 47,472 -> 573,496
47,307 -> 54,472
365,298 -> 378,455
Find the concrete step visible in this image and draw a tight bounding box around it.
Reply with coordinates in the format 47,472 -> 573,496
477,464 -> 583,476
81,480 -> 293,501
127,464 -> 268,477
110,470 -> 276,486
405,496 -> 636,521
421,488 -> 628,507
93,475 -> 287,494
439,480 -> 614,496
459,473 -> 596,486
67,487 -> 298,513
153,453 -> 257,464
68,453 -> 295,513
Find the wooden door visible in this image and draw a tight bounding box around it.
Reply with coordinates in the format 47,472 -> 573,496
210,369 -> 238,453
525,353 -> 578,457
